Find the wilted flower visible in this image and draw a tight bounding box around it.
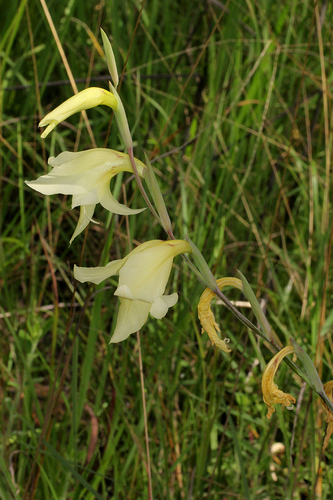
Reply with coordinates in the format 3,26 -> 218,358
39,87 -> 117,138
262,345 -> 296,419
25,149 -> 146,243
198,277 -> 243,353
322,381 -> 333,450
74,239 -> 192,342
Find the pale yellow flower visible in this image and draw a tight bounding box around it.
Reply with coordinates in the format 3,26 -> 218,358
262,345 -> 296,419
198,277 -> 243,353
25,149 -> 146,243
39,87 -> 117,138
322,381 -> 333,450
74,239 -> 192,342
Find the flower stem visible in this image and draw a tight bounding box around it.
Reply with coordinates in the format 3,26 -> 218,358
127,148 -> 162,223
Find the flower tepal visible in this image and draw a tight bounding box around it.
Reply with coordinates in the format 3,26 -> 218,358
25,149 -> 146,243
74,239 -> 192,342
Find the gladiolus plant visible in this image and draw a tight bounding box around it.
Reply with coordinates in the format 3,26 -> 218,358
27,29 -> 333,453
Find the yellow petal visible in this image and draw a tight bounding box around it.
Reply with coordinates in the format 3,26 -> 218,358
110,298 -> 151,343
262,345 -> 296,419
198,277 -> 243,353
69,204 -> 96,245
322,381 -> 333,450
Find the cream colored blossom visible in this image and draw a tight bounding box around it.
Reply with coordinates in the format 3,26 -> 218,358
74,239 -> 192,342
25,149 -> 146,243
198,277 -> 243,353
322,381 -> 333,450
262,345 -> 296,419
39,87 -> 117,138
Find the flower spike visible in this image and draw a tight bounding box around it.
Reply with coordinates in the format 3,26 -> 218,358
262,345 -> 296,419
198,277 -> 243,353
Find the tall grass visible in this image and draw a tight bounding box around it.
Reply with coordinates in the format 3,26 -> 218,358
1,0 -> 333,498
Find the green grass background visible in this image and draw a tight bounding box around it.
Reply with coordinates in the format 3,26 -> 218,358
1,0 -> 333,498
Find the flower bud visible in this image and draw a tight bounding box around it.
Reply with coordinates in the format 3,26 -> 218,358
100,28 -> 119,87
39,87 -> 117,138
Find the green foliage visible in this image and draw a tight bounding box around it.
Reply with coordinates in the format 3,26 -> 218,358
1,0 -> 333,498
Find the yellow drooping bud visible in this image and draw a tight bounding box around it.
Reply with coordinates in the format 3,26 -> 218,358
39,87 -> 117,138
322,381 -> 333,451
198,277 -> 243,353
262,345 -> 296,419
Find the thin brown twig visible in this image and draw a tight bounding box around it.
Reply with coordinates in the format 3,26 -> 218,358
38,0 -> 96,147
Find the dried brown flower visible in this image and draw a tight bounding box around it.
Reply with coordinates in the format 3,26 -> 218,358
262,345 -> 296,419
198,277 -> 242,353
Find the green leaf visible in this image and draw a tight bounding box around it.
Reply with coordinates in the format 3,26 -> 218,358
100,28 -> 119,87
143,153 -> 172,234
185,235 -> 217,290
237,270 -> 271,340
290,338 -> 323,393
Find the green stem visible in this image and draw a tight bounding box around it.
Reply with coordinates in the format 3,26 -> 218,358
127,147 -> 160,221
